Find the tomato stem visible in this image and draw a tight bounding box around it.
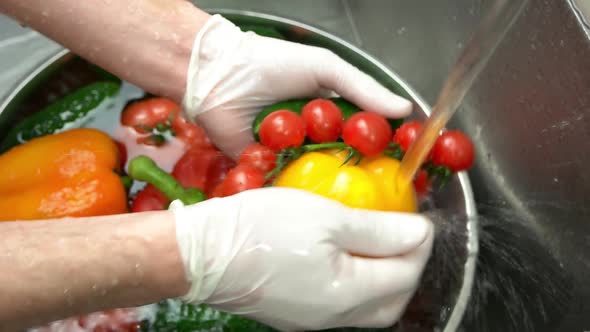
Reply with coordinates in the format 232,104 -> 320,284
301,142 -> 348,152
265,142 -> 363,181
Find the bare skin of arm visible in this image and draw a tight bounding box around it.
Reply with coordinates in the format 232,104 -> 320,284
0,211 -> 190,331
0,0 -> 211,103
0,0 -> 208,329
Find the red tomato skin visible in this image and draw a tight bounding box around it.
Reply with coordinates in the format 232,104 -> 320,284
121,98 -> 178,133
238,143 -> 277,173
342,111 -> 392,157
259,110 -> 306,151
171,115 -> 212,149
222,164 -> 266,197
393,121 -> 422,152
130,184 -> 168,212
413,169 -> 431,198
431,130 -> 475,172
172,147 -> 236,197
210,182 -> 226,198
301,99 -> 343,143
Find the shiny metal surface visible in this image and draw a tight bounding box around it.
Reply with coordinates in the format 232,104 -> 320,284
461,1 -> 590,330
1,0 -> 589,331
342,1 -> 590,331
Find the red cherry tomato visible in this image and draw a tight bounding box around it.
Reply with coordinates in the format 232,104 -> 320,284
222,164 -> 266,196
121,98 -> 177,134
259,110 -> 306,151
172,147 -> 236,197
171,115 -> 212,149
301,99 -> 343,143
209,182 -> 226,198
413,169 -> 431,198
238,143 -> 277,173
131,184 -> 169,212
431,130 -> 475,172
393,121 -> 423,153
342,111 -> 392,157
121,97 -> 212,148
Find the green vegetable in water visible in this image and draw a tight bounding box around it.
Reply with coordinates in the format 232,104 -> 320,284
128,155 -> 206,205
251,97 -> 403,141
140,301 -> 276,332
0,81 -> 121,152
140,300 -> 388,332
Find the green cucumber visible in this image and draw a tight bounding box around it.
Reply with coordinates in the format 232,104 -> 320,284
239,24 -> 285,39
251,97 -> 403,142
331,98 -> 361,119
0,81 -> 121,152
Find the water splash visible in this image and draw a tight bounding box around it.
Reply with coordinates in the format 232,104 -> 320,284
404,207 -> 572,332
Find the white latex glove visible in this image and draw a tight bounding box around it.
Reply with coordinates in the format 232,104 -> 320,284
170,187 -> 433,331
182,14 -> 413,159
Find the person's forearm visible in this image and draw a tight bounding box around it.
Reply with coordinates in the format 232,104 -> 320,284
0,0 -> 210,103
0,211 -> 189,331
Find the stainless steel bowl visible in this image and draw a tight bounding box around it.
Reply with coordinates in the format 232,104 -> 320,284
0,10 -> 478,332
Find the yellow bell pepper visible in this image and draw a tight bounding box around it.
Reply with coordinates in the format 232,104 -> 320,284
274,149 -> 417,212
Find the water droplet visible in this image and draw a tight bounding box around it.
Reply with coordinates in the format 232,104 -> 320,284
553,177 -> 559,183
396,27 -> 406,35
92,284 -> 97,290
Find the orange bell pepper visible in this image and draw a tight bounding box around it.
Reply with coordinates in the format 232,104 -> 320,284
0,128 -> 128,221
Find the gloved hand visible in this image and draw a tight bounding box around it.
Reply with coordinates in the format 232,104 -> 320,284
170,187 -> 433,331
182,14 -> 413,159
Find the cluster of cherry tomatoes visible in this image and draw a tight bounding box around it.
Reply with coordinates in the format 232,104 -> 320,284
120,96 -> 475,212
258,98 -> 395,157
120,98 -> 280,212
257,98 -> 475,192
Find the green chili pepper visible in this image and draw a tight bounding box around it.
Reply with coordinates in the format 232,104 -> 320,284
128,156 -> 206,205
